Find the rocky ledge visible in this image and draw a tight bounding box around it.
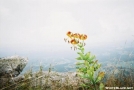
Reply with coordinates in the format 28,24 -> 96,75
0,55 -> 28,78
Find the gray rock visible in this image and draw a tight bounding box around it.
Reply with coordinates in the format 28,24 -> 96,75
0,55 -> 28,78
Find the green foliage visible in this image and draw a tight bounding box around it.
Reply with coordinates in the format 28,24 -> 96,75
76,43 -> 105,90
99,83 -> 105,90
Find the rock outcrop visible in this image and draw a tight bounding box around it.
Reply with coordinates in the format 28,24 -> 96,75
0,55 -> 28,78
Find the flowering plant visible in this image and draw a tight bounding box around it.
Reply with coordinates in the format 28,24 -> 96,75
64,31 -> 105,90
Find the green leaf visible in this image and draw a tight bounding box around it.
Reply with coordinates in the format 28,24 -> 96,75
90,55 -> 96,60
78,48 -> 81,50
81,67 -> 87,72
99,83 -> 104,90
77,44 -> 83,48
84,52 -> 90,60
76,57 -> 83,60
81,48 -> 84,53
87,55 -> 95,62
81,83 -> 87,87
96,76 -> 101,82
76,62 -> 85,66
87,70 -> 91,75
81,83 -> 91,88
80,73 -> 90,79
87,70 -> 93,80
96,64 -> 101,69
77,52 -> 84,59
90,66 -> 94,72
84,61 -> 88,66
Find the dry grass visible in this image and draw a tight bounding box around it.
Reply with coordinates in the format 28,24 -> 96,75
104,67 -> 134,88
0,66 -> 87,90
0,64 -> 134,90
1,49 -> 134,90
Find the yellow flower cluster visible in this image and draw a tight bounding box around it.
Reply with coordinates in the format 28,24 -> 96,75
64,31 -> 88,50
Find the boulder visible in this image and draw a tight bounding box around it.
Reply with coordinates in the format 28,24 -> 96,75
0,55 -> 28,78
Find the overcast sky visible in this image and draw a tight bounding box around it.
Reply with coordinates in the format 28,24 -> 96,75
0,0 -> 134,56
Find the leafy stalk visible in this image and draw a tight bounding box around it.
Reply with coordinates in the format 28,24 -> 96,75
76,43 -> 105,90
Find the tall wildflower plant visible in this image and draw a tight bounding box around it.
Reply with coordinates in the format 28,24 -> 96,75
64,31 -> 105,90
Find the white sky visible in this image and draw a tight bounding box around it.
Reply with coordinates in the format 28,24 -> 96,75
0,0 -> 134,53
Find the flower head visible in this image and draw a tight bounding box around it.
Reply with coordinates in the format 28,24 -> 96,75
65,31 -> 88,50
80,34 -> 87,40
83,34 -> 87,40
70,39 -> 79,45
73,33 -> 78,38
70,33 -> 74,38
67,31 -> 72,38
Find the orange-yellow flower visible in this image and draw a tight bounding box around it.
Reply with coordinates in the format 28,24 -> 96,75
70,33 -> 74,38
67,31 -> 72,37
70,39 -> 79,45
79,34 -> 83,40
77,33 -> 81,39
83,34 -> 87,40
73,33 -> 78,38
80,34 -> 87,40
